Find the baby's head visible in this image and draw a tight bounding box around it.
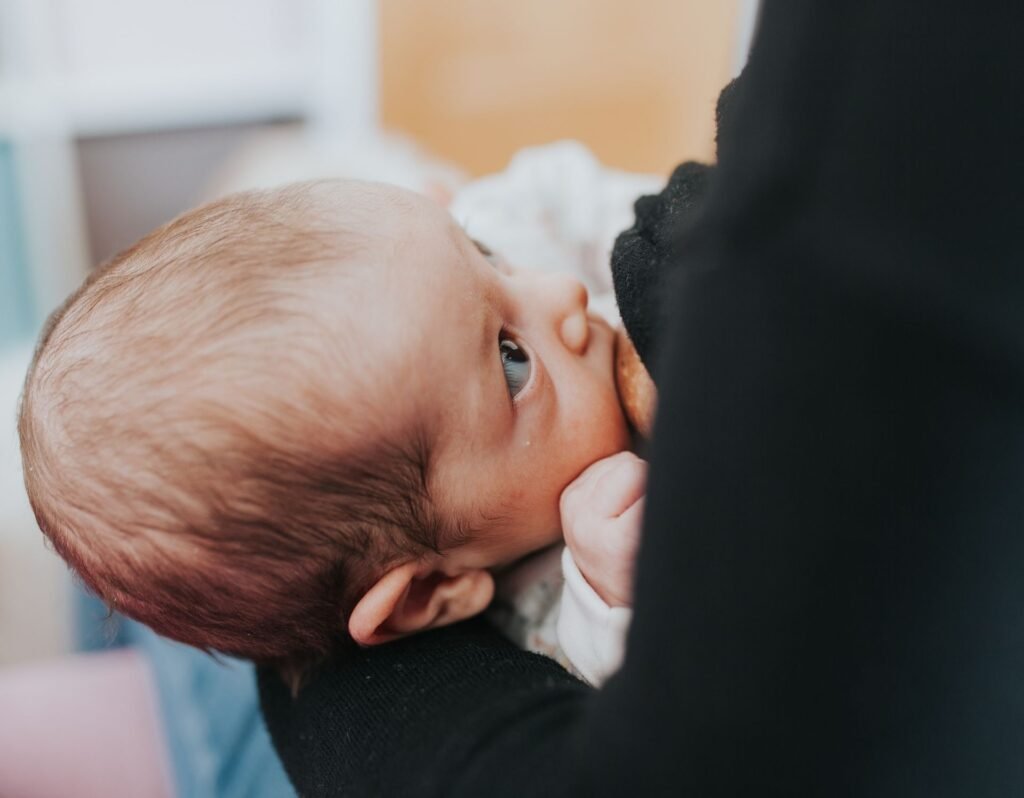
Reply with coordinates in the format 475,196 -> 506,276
19,180 -> 629,670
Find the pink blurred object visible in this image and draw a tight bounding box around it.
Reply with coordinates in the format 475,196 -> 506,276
0,648 -> 173,798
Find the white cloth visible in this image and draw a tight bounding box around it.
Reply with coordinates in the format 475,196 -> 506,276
485,543 -> 634,687
558,547 -> 632,686
449,140 -> 661,326
460,142 -> 658,685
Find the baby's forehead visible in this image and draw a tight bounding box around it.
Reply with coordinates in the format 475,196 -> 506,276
246,180 -> 460,301
323,180 -> 450,230
328,206 -> 470,322
347,224 -> 485,426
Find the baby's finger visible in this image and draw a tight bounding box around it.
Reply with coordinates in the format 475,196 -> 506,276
617,495 -> 646,547
592,454 -> 648,519
560,452 -> 630,516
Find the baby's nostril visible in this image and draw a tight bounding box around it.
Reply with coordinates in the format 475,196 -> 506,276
574,281 -> 590,311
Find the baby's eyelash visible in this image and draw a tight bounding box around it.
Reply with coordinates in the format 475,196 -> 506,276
499,330 -> 531,401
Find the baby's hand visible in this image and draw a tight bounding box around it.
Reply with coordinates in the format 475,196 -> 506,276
559,451 -> 647,608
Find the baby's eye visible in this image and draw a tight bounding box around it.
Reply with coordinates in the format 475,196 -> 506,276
499,334 -> 531,399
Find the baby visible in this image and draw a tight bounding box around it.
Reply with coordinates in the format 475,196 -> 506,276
19,168 -> 652,684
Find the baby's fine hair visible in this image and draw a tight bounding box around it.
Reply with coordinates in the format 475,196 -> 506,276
19,181 -> 452,671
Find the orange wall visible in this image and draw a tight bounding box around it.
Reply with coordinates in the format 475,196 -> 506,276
381,0 -> 739,176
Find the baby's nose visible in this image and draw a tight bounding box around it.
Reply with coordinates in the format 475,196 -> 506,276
546,274 -> 590,354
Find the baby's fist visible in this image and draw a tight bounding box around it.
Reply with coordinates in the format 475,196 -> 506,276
559,451 -> 647,608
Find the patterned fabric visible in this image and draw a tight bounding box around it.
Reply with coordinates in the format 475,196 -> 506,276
486,545 -> 571,670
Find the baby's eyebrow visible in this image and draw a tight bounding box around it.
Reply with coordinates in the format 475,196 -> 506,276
450,218 -> 494,259
469,237 -> 493,257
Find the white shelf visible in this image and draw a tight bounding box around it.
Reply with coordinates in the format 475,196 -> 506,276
0,58 -> 312,138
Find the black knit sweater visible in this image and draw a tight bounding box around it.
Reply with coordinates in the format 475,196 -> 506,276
260,3 -> 1024,795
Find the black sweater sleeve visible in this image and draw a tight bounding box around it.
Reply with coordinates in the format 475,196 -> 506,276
610,160 -> 713,372
260,2 -> 1024,795
609,72 -> 737,372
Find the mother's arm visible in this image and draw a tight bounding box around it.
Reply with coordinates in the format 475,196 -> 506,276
260,2 -> 1024,794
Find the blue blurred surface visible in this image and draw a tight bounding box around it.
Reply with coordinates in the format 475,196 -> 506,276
0,140 -> 36,345
76,589 -> 295,798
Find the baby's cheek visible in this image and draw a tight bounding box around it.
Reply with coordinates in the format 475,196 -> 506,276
566,398 -> 624,462
588,385 -> 632,457
506,452 -> 566,541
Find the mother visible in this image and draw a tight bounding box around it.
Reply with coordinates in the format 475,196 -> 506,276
260,1 -> 1024,794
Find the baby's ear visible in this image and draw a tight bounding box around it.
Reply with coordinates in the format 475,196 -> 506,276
348,562 -> 494,647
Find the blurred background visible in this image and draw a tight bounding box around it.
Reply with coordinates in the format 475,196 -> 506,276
0,0 -> 753,666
